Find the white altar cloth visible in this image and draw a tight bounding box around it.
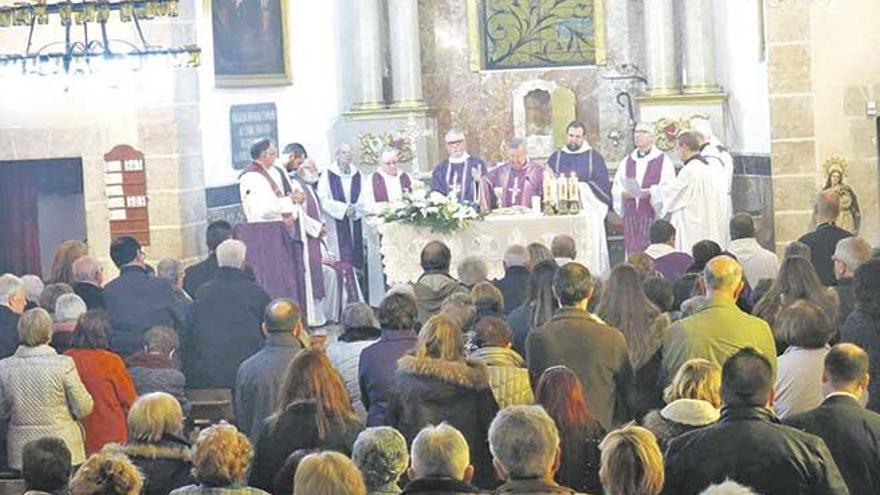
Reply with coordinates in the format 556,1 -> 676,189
368,211 -> 610,288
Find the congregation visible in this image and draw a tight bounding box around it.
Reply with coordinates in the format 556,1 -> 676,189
0,185 -> 879,495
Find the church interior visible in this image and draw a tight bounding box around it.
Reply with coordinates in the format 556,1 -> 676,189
0,0 -> 877,276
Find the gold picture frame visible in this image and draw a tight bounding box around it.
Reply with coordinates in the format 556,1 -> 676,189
465,0 -> 607,72
207,0 -> 292,87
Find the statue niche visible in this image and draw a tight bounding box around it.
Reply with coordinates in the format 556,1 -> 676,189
512,79 -> 576,160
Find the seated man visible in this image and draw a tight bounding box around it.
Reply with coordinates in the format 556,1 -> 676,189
645,220 -> 694,283
785,343 -> 880,495
489,405 -> 580,493
551,234 -> 577,266
72,255 -> 105,309
411,241 -> 467,324
401,423 -> 482,494
662,347 -> 848,495
22,437 -> 72,495
494,245 -> 530,315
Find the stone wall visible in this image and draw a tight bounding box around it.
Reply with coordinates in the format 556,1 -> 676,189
766,0 -> 880,248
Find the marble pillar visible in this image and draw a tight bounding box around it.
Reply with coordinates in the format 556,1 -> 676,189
353,0 -> 385,110
643,0 -> 678,95
681,0 -> 720,94
388,0 -> 425,108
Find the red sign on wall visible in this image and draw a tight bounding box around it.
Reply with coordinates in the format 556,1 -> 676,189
104,145 -> 150,245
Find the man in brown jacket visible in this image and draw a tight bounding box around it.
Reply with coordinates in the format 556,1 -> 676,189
526,262 -> 633,430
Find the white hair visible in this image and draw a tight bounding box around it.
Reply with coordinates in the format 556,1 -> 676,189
699,480 -> 759,495
20,275 -> 44,303
216,239 -> 247,268
834,237 -> 872,275
410,423 -> 470,481
457,257 -> 488,287
55,293 -> 87,323
0,274 -> 25,306
444,128 -> 465,143
691,118 -> 716,143
157,258 -> 183,281
72,256 -> 102,284
380,147 -> 399,163
352,427 -> 408,490
489,405 -> 559,479
503,245 -> 529,268
18,308 -> 53,346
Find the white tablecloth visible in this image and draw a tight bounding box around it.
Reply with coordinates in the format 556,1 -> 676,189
369,211 -> 610,287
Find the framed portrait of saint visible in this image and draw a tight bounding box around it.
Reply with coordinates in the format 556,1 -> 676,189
210,0 -> 291,87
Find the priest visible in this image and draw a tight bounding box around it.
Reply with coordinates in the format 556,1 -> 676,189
650,131 -> 725,252
612,122 -> 676,255
693,118 -> 734,246
547,120 -> 613,275
237,138 -> 313,323
479,137 -> 544,211
360,147 -> 413,214
316,143 -> 365,306
429,128 -> 487,203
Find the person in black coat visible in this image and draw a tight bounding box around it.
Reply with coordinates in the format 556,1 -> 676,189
840,258 -> 880,412
831,237 -> 872,328
526,263 -> 633,431
115,392 -> 194,495
798,191 -> 853,286
784,343 -> 880,495
0,274 -> 27,359
662,347 -> 848,495
387,314 -> 499,489
183,220 -> 258,297
71,255 -> 106,310
186,239 -> 269,390
493,245 -> 530,316
103,237 -> 186,356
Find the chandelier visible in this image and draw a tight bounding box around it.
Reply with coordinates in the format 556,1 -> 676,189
0,0 -> 201,75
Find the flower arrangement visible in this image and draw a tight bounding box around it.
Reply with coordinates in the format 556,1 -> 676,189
382,189 -> 485,234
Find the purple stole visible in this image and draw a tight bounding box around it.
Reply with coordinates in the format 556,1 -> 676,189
327,170 -> 364,267
293,178 -> 326,300
551,149 -> 612,208
481,163 -> 542,210
623,154 -> 665,255
372,172 -> 412,202
244,161 -> 293,197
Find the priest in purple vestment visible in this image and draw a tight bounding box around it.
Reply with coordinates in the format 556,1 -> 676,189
479,137 -> 544,212
430,128 -> 488,204
546,121 -> 613,209
612,123 -> 676,255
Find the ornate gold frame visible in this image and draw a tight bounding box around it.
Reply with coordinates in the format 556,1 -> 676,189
205,0 -> 292,88
466,0 -> 607,72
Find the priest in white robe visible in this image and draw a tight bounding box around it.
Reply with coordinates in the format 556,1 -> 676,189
693,118 -> 734,246
546,121 -> 612,275
650,131 -> 725,253
360,147 -> 413,304
612,122 -> 676,255
316,143 -> 365,308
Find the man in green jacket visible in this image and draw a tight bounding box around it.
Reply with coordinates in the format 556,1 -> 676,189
662,256 -> 777,383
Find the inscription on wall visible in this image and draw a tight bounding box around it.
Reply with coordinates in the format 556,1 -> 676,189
230,103 -> 279,170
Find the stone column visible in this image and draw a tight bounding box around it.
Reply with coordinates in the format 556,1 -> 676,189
353,0 -> 385,110
681,0 -> 720,94
643,0 -> 678,95
388,0 -> 425,108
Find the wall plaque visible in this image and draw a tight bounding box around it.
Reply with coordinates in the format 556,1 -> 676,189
104,144 -> 150,245
230,103 -> 278,170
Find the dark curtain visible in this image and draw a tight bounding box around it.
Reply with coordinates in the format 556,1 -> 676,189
0,166 -> 41,275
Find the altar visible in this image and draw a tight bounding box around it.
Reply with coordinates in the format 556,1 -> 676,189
366,211 -> 610,296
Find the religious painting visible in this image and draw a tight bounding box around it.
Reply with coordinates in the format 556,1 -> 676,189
470,0 -> 606,70
210,0 -> 291,87
822,156 -> 860,234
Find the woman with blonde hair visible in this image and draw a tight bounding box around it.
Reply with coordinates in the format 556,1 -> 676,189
248,348 -> 363,492
50,239 -> 88,285
641,359 -> 721,450
113,392 -> 193,495
293,451 -> 367,495
70,451 -> 143,495
386,314 -> 499,488
170,423 -> 267,494
599,425 -> 664,495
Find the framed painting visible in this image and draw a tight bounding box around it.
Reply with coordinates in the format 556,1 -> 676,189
209,0 -> 291,87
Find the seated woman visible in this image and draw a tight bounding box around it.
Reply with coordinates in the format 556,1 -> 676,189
69,451 -> 143,495
293,451 -> 367,495
386,314 -> 499,488
640,358 -> 721,450
535,365 -> 605,494
170,423 -> 268,494
248,348 -> 364,492
0,308 -> 93,470
599,424 -> 664,495
325,302 -> 380,420
352,427 -> 408,495
112,392 -> 193,495
125,325 -> 191,415
65,310 -> 138,455
467,316 -> 533,408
